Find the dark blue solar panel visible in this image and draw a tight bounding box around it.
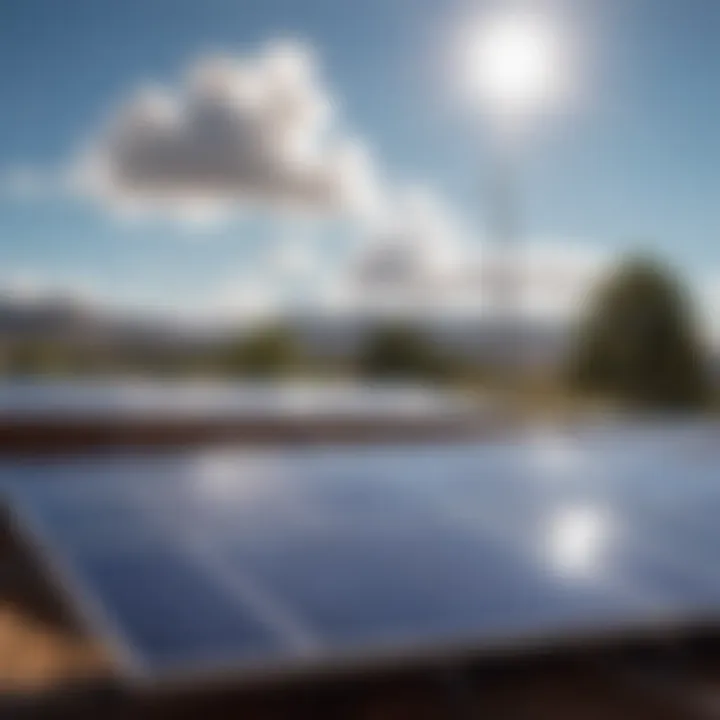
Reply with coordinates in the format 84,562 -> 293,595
77,550 -> 286,668
4,422 -> 720,678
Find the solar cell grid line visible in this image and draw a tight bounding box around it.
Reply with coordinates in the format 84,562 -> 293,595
39,444 -> 612,664
138,443 -> 679,643
588,472 -> 720,579
8,487 -> 317,673
396,459 -> 679,617
627,509 -> 720,589
390,431 -> 720,614
556,431 -> 720,528
559,431 -> 720,609
5,491 -> 149,680
86,460 -> 324,659
7,425 -> 720,683
0,456 -> 319,671
127,486 -> 324,657
548,435 -> 720,605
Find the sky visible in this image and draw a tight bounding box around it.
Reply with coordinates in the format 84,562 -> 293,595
0,0 -> 718,325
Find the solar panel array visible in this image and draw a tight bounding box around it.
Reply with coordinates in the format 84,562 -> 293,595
3,422 -> 720,680
0,380 -> 472,422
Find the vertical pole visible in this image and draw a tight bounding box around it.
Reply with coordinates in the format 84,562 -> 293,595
486,139 -> 522,403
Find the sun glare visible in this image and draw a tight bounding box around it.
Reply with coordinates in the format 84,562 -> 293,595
464,11 -> 566,116
546,506 -> 610,578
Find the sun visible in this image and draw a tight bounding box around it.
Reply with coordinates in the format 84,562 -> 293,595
464,11 -> 566,116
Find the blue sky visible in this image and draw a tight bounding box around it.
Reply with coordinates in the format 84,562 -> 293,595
0,0 -> 718,319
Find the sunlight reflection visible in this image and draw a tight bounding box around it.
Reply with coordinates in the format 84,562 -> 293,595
194,451 -> 280,505
545,505 -> 610,579
529,432 -> 582,478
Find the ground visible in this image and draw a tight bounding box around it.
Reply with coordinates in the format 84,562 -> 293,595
0,512 -> 110,694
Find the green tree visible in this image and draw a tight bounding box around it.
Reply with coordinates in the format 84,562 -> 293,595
226,325 -> 302,377
5,341 -> 72,376
566,256 -> 708,410
358,323 -> 451,381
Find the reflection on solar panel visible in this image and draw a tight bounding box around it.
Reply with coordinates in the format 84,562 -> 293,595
3,421 -> 720,682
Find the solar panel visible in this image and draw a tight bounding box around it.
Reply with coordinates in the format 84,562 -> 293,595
0,380 -> 473,422
3,422 -> 720,681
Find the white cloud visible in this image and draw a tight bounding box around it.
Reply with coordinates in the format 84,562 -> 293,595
351,187 -> 471,292
332,184 -> 608,321
0,40 -> 668,332
232,237 -> 609,324
70,41 -> 382,222
209,279 -> 282,322
697,278 -> 720,348
345,231 -> 608,321
500,241 -> 610,319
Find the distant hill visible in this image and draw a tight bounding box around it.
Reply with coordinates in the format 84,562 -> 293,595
0,293 -> 585,374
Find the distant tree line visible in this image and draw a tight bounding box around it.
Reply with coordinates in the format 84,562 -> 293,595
0,254 -> 712,413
